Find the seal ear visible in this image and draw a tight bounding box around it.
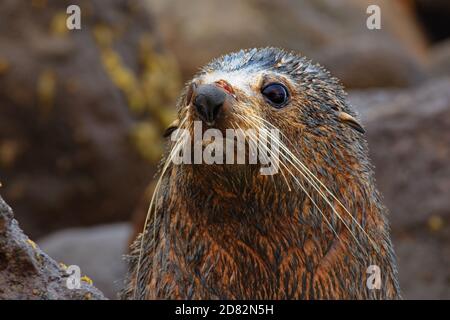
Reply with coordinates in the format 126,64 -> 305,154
163,119 -> 180,138
338,112 -> 365,134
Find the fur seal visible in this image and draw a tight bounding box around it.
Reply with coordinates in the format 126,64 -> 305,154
123,47 -> 401,300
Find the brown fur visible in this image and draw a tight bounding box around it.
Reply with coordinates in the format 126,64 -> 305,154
122,48 -> 401,300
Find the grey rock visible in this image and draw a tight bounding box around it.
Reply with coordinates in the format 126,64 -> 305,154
315,36 -> 426,88
350,78 -> 450,229
395,230 -> 450,299
0,195 -> 106,300
429,40 -> 450,78
0,0 -> 178,238
38,223 -> 132,299
145,0 -> 427,87
348,77 -> 450,299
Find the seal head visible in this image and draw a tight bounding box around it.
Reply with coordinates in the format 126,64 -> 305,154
124,48 -> 401,300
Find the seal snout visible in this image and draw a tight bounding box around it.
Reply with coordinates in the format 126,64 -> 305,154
193,84 -> 226,125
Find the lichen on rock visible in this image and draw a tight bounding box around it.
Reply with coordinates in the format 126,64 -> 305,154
0,195 -> 106,300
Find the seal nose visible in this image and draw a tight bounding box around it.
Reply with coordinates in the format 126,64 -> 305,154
193,84 -> 226,124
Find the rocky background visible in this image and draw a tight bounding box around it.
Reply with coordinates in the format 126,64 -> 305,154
0,0 -> 449,299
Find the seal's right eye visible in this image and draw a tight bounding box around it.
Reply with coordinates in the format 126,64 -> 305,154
261,83 -> 289,108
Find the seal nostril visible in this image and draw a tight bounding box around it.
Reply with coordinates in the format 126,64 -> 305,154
193,95 -> 209,121
192,84 -> 226,124
212,103 -> 222,120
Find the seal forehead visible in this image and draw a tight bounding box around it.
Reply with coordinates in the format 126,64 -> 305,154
199,48 -> 306,94
201,69 -> 258,95
197,48 -> 324,92
203,48 -> 285,74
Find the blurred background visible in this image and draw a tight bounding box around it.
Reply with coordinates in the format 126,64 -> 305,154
0,0 -> 449,299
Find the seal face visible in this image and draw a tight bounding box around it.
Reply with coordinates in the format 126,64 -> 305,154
123,48 -> 401,300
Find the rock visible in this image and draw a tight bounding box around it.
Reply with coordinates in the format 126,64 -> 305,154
395,230 -> 450,299
144,0 -> 427,87
0,195 -> 106,299
348,77 -> 450,299
39,223 -> 131,299
314,35 -> 426,88
0,0 -> 181,237
349,77 -> 450,229
428,40 -> 450,78
414,0 -> 450,42
415,0 -> 450,12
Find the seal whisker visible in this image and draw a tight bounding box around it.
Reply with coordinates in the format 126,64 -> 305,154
133,116 -> 188,299
248,113 -> 378,254
233,114 -> 292,191
239,113 -> 364,252
123,48 -> 401,300
241,122 -> 341,240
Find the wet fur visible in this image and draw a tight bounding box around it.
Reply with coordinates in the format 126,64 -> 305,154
122,48 -> 401,299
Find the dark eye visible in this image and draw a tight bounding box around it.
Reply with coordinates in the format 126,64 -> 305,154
261,83 -> 289,108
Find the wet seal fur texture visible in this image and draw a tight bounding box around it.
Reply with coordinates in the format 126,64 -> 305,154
122,48 -> 401,299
